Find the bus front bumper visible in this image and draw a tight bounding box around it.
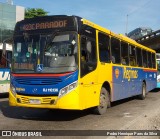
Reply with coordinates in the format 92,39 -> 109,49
9,89 -> 82,110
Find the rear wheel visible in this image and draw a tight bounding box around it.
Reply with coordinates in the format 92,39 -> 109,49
138,82 -> 146,100
93,87 -> 110,115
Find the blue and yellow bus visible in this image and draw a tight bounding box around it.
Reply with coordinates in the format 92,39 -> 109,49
0,44 -> 12,94
6,15 -> 157,114
156,53 -> 160,88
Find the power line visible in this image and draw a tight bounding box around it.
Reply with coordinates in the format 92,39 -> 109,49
128,0 -> 152,16
125,0 -> 152,34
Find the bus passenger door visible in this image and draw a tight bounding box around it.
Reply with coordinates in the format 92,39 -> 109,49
79,36 -> 99,109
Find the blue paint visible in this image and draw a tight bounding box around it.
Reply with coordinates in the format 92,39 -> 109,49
11,70 -> 78,96
0,68 -> 10,81
112,66 -> 157,101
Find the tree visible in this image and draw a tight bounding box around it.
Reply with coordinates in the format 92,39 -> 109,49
25,8 -> 48,19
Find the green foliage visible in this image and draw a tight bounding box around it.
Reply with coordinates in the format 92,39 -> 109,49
25,8 -> 48,19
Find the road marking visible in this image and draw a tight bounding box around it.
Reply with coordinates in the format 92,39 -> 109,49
123,112 -> 133,118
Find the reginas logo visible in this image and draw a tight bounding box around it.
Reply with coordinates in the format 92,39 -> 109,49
115,68 -> 120,78
123,68 -> 138,81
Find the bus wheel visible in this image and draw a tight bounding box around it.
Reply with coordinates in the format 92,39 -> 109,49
93,87 -> 110,115
138,82 -> 146,100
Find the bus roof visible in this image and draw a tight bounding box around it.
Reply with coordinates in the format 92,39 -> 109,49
14,15 -> 155,53
81,18 -> 155,53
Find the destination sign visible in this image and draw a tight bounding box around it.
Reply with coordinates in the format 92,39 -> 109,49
21,20 -> 67,31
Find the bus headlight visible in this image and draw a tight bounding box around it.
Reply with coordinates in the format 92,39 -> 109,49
11,84 -> 16,96
59,81 -> 78,98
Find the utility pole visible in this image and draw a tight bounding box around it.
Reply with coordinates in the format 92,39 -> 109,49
125,14 -> 128,35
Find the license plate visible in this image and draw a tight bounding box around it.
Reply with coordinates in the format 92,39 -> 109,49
29,99 -> 41,104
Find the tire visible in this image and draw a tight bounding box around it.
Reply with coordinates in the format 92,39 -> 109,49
138,82 -> 146,100
93,87 -> 110,115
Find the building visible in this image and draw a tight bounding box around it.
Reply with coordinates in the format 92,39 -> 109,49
0,2 -> 24,44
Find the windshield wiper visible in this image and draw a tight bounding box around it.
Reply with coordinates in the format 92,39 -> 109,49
46,30 -> 60,46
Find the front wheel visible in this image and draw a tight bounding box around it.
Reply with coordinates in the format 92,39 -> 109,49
93,87 -> 110,115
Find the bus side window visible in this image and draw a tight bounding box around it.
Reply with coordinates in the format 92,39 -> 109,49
136,47 -> 143,67
148,52 -> 152,68
121,41 -> 129,65
80,37 -> 97,77
0,50 -> 3,67
80,25 -> 97,77
142,50 -> 148,68
98,32 -> 110,63
7,51 -> 12,68
0,50 -> 6,68
152,53 -> 156,69
129,45 -> 136,66
111,37 -> 120,64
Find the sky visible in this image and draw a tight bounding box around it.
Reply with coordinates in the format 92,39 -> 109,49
0,0 -> 159,35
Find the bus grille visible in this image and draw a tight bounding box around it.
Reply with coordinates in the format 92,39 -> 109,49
15,78 -> 62,85
19,96 -> 53,104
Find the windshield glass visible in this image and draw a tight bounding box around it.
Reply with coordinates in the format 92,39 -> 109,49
43,33 -> 78,73
12,32 -> 78,73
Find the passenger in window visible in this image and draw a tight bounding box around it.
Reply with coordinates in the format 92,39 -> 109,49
111,50 -> 116,63
81,49 -> 88,75
130,57 -> 136,66
86,41 -> 92,62
81,49 -> 87,62
112,56 -> 115,63
100,50 -> 109,62
121,58 -> 126,65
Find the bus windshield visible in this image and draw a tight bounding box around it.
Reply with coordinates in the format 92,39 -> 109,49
157,59 -> 160,82
12,32 -> 78,73
157,59 -> 160,70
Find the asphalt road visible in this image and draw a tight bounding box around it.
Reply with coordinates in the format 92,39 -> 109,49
0,90 -> 160,139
